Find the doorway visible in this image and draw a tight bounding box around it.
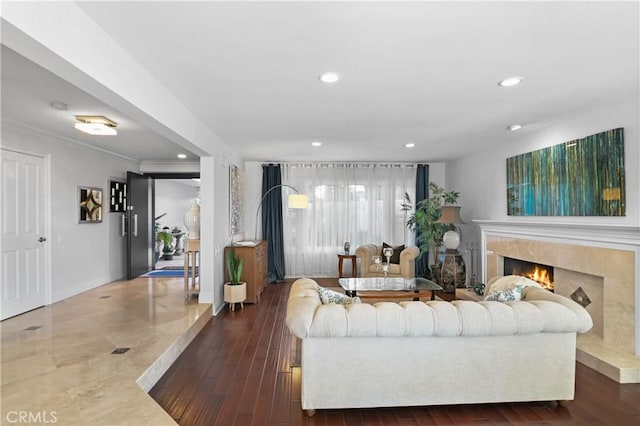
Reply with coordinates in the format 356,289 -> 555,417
130,172 -> 199,276
1,149 -> 48,320
153,177 -> 200,271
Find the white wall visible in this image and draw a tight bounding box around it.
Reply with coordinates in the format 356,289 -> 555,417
155,180 -> 199,232
209,155 -> 245,313
1,122 -> 140,302
448,96 -> 640,245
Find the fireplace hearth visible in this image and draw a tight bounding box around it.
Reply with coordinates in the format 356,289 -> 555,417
503,257 -> 554,290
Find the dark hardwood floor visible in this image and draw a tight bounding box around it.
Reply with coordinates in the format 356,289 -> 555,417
150,279 -> 640,425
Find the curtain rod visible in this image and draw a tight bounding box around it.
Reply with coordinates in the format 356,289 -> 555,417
271,162 -> 420,168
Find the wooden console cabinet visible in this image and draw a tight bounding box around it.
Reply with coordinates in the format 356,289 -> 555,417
224,241 -> 268,304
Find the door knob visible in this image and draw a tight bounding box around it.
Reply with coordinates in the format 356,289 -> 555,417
38,237 -> 47,243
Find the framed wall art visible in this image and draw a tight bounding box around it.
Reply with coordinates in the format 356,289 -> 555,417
79,186 -> 103,223
229,165 -> 244,235
507,128 -> 625,216
109,180 -> 127,212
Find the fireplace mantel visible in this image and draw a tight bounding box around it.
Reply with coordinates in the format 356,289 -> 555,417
474,219 -> 639,383
473,220 -> 640,246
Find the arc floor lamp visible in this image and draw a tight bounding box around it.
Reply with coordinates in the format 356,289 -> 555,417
254,184 -> 309,241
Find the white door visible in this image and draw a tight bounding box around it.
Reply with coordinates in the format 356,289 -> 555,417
1,149 -> 47,320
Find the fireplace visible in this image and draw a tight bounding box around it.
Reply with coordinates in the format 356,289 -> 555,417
476,220 -> 639,384
503,258 -> 554,290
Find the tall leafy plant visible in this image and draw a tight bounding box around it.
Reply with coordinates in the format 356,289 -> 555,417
225,246 -> 244,285
156,231 -> 174,253
406,182 -> 460,265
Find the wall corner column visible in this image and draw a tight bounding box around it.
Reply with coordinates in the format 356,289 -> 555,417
198,156 -> 215,307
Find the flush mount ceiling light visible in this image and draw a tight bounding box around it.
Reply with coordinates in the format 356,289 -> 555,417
498,76 -> 524,87
507,124 -> 523,131
75,115 -> 117,135
177,153 -> 187,159
405,143 -> 416,148
311,141 -> 323,147
319,72 -> 341,83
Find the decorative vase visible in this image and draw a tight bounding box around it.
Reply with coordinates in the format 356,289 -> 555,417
440,250 -> 466,292
344,241 -> 351,255
184,200 -> 200,239
429,263 -> 441,284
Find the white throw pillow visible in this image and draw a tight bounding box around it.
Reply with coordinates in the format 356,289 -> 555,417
318,287 -> 361,306
484,284 -> 525,302
484,275 -> 541,300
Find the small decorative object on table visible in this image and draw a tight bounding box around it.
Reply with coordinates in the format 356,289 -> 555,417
382,264 -> 389,278
474,282 -> 486,296
344,241 -> 351,255
373,255 -> 382,271
184,199 -> 201,239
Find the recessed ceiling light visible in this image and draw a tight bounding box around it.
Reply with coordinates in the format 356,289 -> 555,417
177,153 -> 187,159
507,124 -> 523,131
74,115 -> 117,135
498,76 -> 524,87
311,141 -> 323,147
50,101 -> 68,111
319,72 -> 341,83
405,143 -> 416,148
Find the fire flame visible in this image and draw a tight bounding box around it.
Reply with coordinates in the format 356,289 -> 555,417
525,266 -> 554,290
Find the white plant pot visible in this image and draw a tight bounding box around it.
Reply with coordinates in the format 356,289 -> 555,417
224,282 -> 246,311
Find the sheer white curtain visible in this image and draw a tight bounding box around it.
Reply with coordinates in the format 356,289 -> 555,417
282,163 -> 416,277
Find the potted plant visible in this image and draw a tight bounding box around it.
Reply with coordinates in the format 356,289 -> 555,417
156,230 -> 175,260
224,245 -> 246,311
406,182 -> 460,279
154,213 -> 167,261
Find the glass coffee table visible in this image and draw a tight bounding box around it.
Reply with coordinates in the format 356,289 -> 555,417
338,277 -> 443,301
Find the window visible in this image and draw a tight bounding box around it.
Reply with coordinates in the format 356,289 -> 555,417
282,163 -> 416,277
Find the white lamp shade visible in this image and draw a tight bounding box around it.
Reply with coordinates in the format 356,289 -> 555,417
288,194 -> 309,209
443,230 -> 460,250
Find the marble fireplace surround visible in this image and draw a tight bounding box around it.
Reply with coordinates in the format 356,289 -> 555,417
475,220 -> 639,383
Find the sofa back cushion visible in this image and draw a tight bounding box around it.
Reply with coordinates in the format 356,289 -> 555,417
286,278 -> 593,340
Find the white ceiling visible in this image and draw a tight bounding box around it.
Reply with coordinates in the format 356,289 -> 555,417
0,46 -> 200,162
2,1 -> 638,163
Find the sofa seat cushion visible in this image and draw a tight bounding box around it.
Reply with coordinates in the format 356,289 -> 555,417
286,278 -> 593,340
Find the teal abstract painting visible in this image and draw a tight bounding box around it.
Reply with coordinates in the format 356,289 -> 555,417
507,128 -> 625,216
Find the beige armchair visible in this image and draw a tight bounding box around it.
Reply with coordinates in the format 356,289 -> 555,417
355,244 -> 419,279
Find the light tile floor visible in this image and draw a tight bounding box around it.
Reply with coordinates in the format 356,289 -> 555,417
1,276 -> 211,425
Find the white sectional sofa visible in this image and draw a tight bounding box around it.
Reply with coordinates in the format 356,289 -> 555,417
285,278 -> 593,416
